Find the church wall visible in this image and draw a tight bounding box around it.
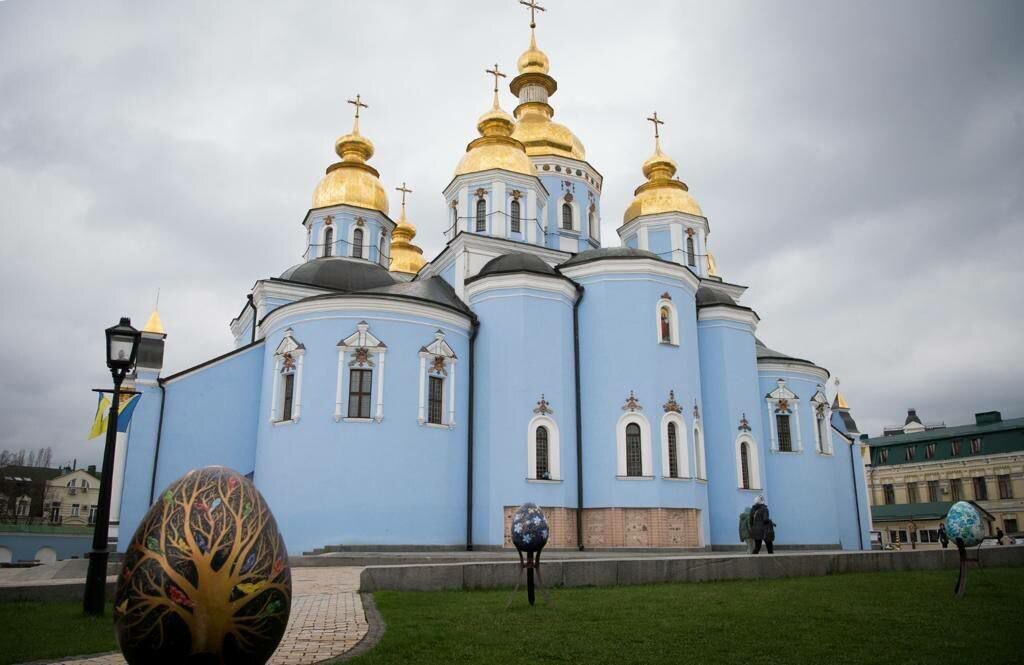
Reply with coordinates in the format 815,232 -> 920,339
696,316 -> 767,547
468,282 -> 578,547
117,344 -> 265,550
252,306 -> 472,553
574,268 -> 708,540
647,228 -> 672,260
537,171 -> 599,252
830,433 -> 871,550
757,368 -> 842,547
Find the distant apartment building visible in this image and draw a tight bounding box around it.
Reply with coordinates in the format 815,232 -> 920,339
43,467 -> 101,526
865,410 -> 1023,547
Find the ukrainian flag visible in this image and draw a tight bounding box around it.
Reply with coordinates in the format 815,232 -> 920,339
88,393 -> 142,439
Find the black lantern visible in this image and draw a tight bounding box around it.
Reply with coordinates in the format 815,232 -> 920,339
105,317 -> 140,372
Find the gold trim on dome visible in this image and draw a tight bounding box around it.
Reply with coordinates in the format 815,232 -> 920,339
454,65 -> 537,178
389,181 -> 425,274
623,112 -> 702,224
311,94 -> 389,214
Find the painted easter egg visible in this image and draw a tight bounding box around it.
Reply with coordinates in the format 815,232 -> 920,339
511,502 -> 549,552
945,500 -> 985,547
114,466 -> 291,665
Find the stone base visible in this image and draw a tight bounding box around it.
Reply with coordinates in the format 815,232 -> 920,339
502,507 -> 701,549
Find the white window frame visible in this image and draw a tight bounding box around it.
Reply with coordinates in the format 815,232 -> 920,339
527,415 -> 561,481
270,328 -> 305,424
693,421 -> 707,480
557,195 -> 579,233
810,387 -> 833,455
336,321 -> 387,423
348,222 -> 369,259
617,411 -> 653,479
320,223 -> 335,258
735,433 -> 762,490
588,207 -> 599,241
766,378 -> 802,452
418,330 -> 457,428
655,297 -> 680,346
660,412 -> 690,479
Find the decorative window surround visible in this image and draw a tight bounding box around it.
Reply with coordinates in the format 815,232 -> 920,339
661,410 -> 690,479
527,411 -> 561,481
270,328 -> 304,424
656,294 -> 680,345
810,385 -> 833,455
617,394 -> 652,477
766,378 -> 803,453
335,321 -> 387,422
417,330 -> 457,428
557,194 -> 580,233
736,433 -> 762,490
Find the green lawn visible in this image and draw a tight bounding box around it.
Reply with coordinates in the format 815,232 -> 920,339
0,601 -> 115,665
352,567 -> 1024,665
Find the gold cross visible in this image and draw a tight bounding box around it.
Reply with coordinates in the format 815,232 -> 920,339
519,0 -> 545,28
647,111 -> 665,140
485,63 -> 506,93
396,182 -> 413,207
347,94 -> 368,120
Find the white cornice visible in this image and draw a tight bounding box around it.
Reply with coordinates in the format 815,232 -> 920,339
699,277 -> 748,301
532,156 -> 603,189
756,361 -> 829,382
421,232 -> 572,280
261,296 -> 472,337
441,169 -> 548,198
697,305 -> 760,328
465,273 -> 577,301
561,258 -> 700,291
302,204 -> 397,230
617,211 -> 710,238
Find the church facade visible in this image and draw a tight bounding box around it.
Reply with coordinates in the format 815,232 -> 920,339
112,14 -> 871,554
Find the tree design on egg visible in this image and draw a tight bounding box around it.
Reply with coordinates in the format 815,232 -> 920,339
114,467 -> 291,664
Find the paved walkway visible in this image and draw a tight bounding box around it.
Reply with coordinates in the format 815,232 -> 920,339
33,567 -> 369,665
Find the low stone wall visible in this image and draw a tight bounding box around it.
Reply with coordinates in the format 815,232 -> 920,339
0,577 -> 116,602
499,507 -> 702,549
359,545 -> 1024,592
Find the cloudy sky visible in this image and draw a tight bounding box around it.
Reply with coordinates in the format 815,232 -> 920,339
1,0 -> 1021,468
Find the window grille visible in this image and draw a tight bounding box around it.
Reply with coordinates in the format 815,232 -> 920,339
510,200 -> 521,233
625,423 -> 642,476
476,199 -> 487,232
323,227 -> 333,257
352,228 -> 364,258
281,373 -> 295,421
347,368 -> 373,419
776,414 -> 792,452
428,376 -> 444,425
535,426 -> 550,479
740,441 -> 751,489
686,235 -> 695,266
562,203 -> 573,230
667,422 -> 679,478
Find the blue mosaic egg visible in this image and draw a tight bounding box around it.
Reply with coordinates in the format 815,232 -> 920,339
945,501 -> 985,547
511,502 -> 549,552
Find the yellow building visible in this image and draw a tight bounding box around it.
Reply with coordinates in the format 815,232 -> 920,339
42,467 -> 101,526
865,410 -> 1023,547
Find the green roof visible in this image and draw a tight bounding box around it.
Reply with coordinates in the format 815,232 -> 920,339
871,500 -> 995,523
866,416 -> 1024,447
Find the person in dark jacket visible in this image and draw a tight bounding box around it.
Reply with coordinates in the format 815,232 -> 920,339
748,495 -> 775,554
938,523 -> 949,549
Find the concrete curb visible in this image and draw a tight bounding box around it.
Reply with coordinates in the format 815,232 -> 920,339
358,546 -> 1024,592
328,593 -> 386,663
0,577 -> 117,603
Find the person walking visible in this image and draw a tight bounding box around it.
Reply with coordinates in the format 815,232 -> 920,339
749,495 -> 775,554
938,523 -> 949,549
996,527 -> 1005,545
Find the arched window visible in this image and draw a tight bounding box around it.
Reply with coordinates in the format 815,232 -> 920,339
655,298 -> 679,345
535,426 -> 550,479
272,329 -> 304,424
379,233 -> 387,265
510,199 -> 521,233
776,414 -> 793,452
476,198 -> 487,232
667,422 -> 679,478
660,307 -> 672,343
740,441 -> 751,489
562,202 -> 573,230
686,235 -> 696,266
323,227 -> 333,257
589,210 -> 598,239
352,228 -> 364,258
625,423 -> 643,477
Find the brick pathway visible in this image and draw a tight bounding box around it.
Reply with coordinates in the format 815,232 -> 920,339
39,567 -> 369,665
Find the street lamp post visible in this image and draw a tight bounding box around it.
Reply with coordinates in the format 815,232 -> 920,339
83,317 -> 141,616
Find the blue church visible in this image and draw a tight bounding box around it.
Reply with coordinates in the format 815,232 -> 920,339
112,16 -> 871,554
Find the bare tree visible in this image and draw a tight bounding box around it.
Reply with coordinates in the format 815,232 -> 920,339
115,468 -> 290,661
39,447 -> 53,469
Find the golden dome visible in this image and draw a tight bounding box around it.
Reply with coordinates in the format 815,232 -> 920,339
508,30 -> 586,160
517,30 -> 550,75
455,90 -> 536,178
623,138 -> 703,224
389,184 -> 426,274
142,308 -> 165,335
312,112 -> 389,214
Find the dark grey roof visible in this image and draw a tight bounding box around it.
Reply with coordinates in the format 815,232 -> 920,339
695,286 -> 737,307
363,276 -> 473,315
837,410 -> 860,434
754,338 -> 820,369
279,257 -> 396,292
477,252 -> 557,278
559,247 -> 662,267
905,409 -> 923,426
866,415 -> 1024,447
